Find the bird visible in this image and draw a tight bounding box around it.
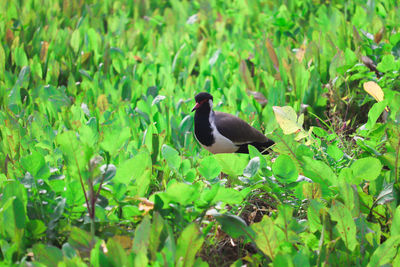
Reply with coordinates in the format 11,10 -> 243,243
192,92 -> 274,154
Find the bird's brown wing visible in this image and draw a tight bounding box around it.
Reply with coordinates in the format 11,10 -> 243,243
214,112 -> 269,144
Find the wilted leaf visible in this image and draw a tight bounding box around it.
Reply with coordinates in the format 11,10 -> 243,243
273,106 -> 302,135
266,38 -> 279,71
363,81 -> 384,102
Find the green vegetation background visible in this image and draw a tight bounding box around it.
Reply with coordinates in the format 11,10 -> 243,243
1,0 -> 400,266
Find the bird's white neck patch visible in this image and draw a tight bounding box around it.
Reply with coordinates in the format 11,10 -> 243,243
208,99 -> 213,109
204,106 -> 238,154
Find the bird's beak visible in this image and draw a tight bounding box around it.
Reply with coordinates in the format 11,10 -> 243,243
191,103 -> 200,112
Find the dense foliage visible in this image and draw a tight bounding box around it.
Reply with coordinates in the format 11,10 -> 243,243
1,0 -> 400,266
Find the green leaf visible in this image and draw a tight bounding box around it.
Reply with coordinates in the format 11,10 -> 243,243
162,144 -> 181,171
338,177 -> 355,213
164,182 -> 197,206
198,156 -> 221,180
70,29 -> 81,53
391,206 -> 400,236
368,235 -> 400,267
301,156 -> 336,187
326,144 -> 344,161
107,238 -> 129,267
350,157 -> 382,183
68,227 -> 96,252
20,151 -> 50,180
114,151 -> 152,197
251,215 -> 280,260
272,154 -> 298,183
0,44 -> 5,79
149,212 -> 165,260
33,244 -> 63,266
132,216 -> 151,254
14,46 -> 28,67
175,223 -> 204,267
214,213 -> 254,240
307,200 -> 324,233
365,101 -> 387,130
213,187 -> 244,205
26,220 -> 47,239
243,157 -> 260,178
214,153 -> 248,176
101,126 -> 131,156
329,202 -> 358,251
377,54 -> 396,72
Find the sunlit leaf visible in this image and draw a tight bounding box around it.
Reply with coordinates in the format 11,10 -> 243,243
273,106 -> 302,135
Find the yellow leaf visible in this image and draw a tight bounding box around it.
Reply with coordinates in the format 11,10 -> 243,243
273,106 -> 302,135
97,94 -> 108,113
363,81 -> 389,112
363,81 -> 384,102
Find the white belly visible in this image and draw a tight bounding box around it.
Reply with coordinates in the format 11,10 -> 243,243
202,127 -> 238,154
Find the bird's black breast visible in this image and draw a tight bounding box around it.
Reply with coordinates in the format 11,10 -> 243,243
194,112 -> 214,146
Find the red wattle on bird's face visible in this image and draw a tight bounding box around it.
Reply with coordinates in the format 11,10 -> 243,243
191,99 -> 208,112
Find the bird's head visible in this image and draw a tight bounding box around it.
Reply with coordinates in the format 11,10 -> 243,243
192,92 -> 213,112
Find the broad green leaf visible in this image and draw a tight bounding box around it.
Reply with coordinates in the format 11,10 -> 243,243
101,126 -> 131,156
272,154 -> 298,183
14,46 -> 28,67
391,206 -> 400,236
70,29 -> 81,53
365,101 -> 387,130
106,238 -> 129,267
162,144 -> 181,171
329,202 -> 358,251
273,106 -> 302,135
68,227 -> 96,252
26,220 -> 47,239
214,153 -> 248,176
251,215 -> 280,260
214,213 -> 254,240
198,156 -> 222,180
338,178 -> 355,213
326,144 -> 343,161
307,200 -> 324,233
32,244 -> 63,266
149,212 -> 165,260
248,145 -> 267,169
243,157 -> 260,178
20,151 -> 50,180
8,66 -> 30,114
115,151 -> 151,197
132,216 -> 151,254
368,235 -> 400,267
350,157 -> 382,183
213,187 -> 244,205
301,156 -> 337,187
0,182 -> 27,239
164,182 -> 197,206
273,253 -> 294,267
175,223 -> 204,267
377,54 -> 396,72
